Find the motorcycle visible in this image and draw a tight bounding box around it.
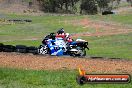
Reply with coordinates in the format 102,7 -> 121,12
38,33 -> 89,57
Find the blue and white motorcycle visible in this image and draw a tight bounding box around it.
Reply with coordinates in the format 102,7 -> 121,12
38,33 -> 89,57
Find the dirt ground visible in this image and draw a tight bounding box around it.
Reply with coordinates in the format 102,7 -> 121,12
0,52 -> 132,74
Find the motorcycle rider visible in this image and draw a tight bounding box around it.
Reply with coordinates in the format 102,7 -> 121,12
56,28 -> 73,43
56,28 -> 65,38
57,28 -> 65,34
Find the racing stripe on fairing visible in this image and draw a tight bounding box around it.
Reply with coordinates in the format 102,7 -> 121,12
51,49 -> 63,56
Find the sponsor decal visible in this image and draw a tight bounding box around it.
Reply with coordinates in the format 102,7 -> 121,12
77,67 -> 131,85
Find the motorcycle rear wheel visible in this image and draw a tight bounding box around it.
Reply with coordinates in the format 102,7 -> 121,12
70,49 -> 86,57
79,49 -> 86,57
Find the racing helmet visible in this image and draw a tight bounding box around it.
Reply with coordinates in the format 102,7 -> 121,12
57,28 -> 65,34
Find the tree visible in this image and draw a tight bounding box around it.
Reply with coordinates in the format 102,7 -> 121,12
80,0 -> 98,14
96,0 -> 110,12
40,0 -> 59,12
127,0 -> 132,7
40,0 -> 79,13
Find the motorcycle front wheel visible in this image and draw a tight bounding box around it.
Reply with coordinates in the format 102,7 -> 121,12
38,45 -> 49,55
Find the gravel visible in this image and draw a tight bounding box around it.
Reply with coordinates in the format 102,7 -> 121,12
0,52 -> 132,74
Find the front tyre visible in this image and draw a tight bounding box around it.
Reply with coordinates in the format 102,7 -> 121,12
38,45 -> 48,55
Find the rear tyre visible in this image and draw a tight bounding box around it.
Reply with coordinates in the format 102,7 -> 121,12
70,52 -> 77,57
15,45 -> 27,53
79,49 -> 86,57
0,43 -> 4,52
70,49 -> 86,57
3,45 -> 16,52
38,45 -> 48,55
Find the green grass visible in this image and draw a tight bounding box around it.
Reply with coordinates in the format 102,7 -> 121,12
2,40 -> 41,46
0,14 -> 131,41
85,33 -> 132,59
87,14 -> 132,25
0,14 -> 86,41
0,13 -> 132,59
2,33 -> 132,59
0,68 -> 131,88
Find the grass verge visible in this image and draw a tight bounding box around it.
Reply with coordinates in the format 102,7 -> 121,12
0,68 -> 132,88
2,33 -> 132,59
